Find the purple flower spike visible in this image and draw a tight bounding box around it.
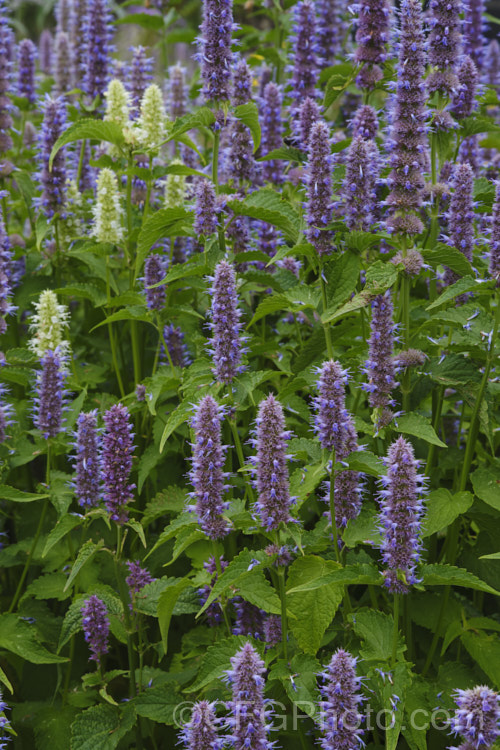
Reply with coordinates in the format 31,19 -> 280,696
378,436 -> 425,594
197,0 -> 235,103
444,163 -> 474,289
129,46 -> 153,118
484,40 -> 500,91
354,0 -> 390,90
294,96 -> 321,151
144,254 -> 166,311
0,384 -> 13,443
343,135 -> 379,231
0,1 -> 13,175
233,599 -> 265,639
162,324 -> 191,367
189,395 -> 230,540
252,394 -> 293,530
180,700 -> 224,750
313,360 -> 354,456
34,349 -> 67,439
490,182 -> 500,286
54,31 -> 74,96
427,0 -> 462,97
56,0 -> 71,33
74,410 -> 100,508
351,105 -> 378,140
228,59 -> 255,183
305,120 -> 334,256
102,404 -> 135,525
208,260 -> 244,384
126,560 -> 153,595
226,642 -> 273,750
17,39 -> 37,105
194,180 -> 219,236
319,648 -> 364,750
0,208 -> 15,335
70,0 -> 88,87
288,0 -> 320,114
168,64 -> 187,120
39,30 -> 54,75
463,0 -> 486,70
317,0 -> 347,68
259,82 -> 284,184
84,0 -> 114,102
263,615 -> 282,648
81,595 -> 109,664
450,685 -> 500,750
452,56 -> 479,120
39,96 -> 67,219
363,291 -> 397,410
386,0 -> 427,236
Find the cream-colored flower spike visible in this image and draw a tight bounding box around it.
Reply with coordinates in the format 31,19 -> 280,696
29,290 -> 70,358
164,159 -> 187,209
104,79 -> 131,158
91,168 -> 124,245
138,83 -> 167,151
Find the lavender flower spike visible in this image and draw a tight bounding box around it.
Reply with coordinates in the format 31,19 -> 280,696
70,0 -> 88,86
0,1 -> 13,176
463,0 -> 486,70
81,595 -> 110,664
144,254 -> 166,311
305,120 -> 334,256
0,384 -> 13,444
259,82 -> 284,184
225,642 -> 273,750
378,436 -> 425,593
343,135 -> 379,231
252,394 -> 293,530
354,0 -> 390,90
351,104 -> 378,140
451,56 -> 479,120
189,395 -> 230,539
180,701 -> 224,750
450,685 -> 500,750
39,96 -> 67,219
208,260 -> 244,383
129,46 -> 153,119
288,0 -> 320,114
0,206 -> 15,335
317,0 -> 347,68
126,560 -> 153,595
363,291 -> 397,410
17,39 -> 37,106
197,0 -> 235,102
427,0 -> 462,97
102,403 -> 135,524
162,324 -> 191,367
228,59 -> 255,183
39,30 -> 54,75
34,349 -> 67,439
319,648 -> 364,750
444,163 -> 474,289
490,182 -> 500,286
194,180 -> 218,236
84,0 -> 114,102
295,96 -> 321,151
54,31 -> 74,97
74,410 -> 100,508
0,687 -> 12,747
386,0 -> 427,236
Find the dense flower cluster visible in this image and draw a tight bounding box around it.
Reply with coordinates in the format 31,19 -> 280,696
207,260 -> 244,383
73,410 -> 100,508
304,120 -> 334,255
102,403 -> 135,524
81,595 -> 109,664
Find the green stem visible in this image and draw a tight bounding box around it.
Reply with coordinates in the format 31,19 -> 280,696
391,593 -> 399,667
212,126 -> 227,253
213,542 -> 232,636
143,155 -> 153,221
76,140 -> 86,191
227,386 -> 254,502
277,563 -> 288,661
9,446 -> 51,613
329,451 -> 341,564
320,273 -> 333,359
106,258 -> 126,398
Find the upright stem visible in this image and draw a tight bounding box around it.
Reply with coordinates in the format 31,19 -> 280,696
9,446 -> 51,613
329,451 -> 341,564
400,238 -> 411,412
391,593 -> 399,667
320,273 -> 333,359
106,258 -> 126,398
275,531 -> 288,663
212,126 -> 227,254
227,386 -> 254,502
213,542 -> 232,636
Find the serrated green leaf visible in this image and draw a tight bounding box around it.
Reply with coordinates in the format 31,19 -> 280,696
159,400 -> 194,453
167,107 -> 215,142
427,276 -> 490,311
70,704 -> 136,750
43,514 -> 82,560
420,564 -> 500,595
471,466 -> 500,511
422,244 -> 474,278
287,556 -> 343,654
268,654 -> 320,717
185,635 -> 251,692
422,489 -> 474,537
350,609 -> 405,662
0,485 -> 48,502
343,507 -> 382,548
135,207 -> 191,277
34,706 -> 77,750
197,549 -> 268,616
236,569 -> 281,615
461,631 -> 500,688
228,188 -> 300,244
64,539 -> 104,592
133,683 -> 180,724
394,413 -> 447,447
286,563 -> 382,594
234,101 -> 261,151
50,120 -> 124,169
158,578 -> 192,653
0,614 -> 68,664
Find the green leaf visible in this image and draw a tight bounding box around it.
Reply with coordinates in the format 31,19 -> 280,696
0,485 -> 49,502
0,666 -> 13,694
0,614 -> 68,664
70,704 -> 136,750
234,102 -> 261,151
91,305 -> 153,331
43,514 -> 83,557
287,556 -> 343,654
286,563 -> 382,594
197,549 -> 268,615
157,578 -> 192,653
167,107 -> 215,142
471,466 -> 500,511
350,609 -> 404,661
394,413 -> 447,447
228,188 -> 300,245
461,631 -> 500,688
115,12 -> 164,30
422,489 -> 474,537
24,572 -> 70,601
185,636 -> 251,692
50,120 -> 124,169
34,706 -> 77,750
461,114 -> 500,137
381,663 -> 413,750
346,450 -> 385,477
64,539 -> 104,592
426,276 -> 489,311
343,507 -> 382,548
422,244 -> 474,278
159,399 -> 194,453
133,683 -> 180,725
323,64 -> 356,109
268,654 -> 320,717
420,564 -> 500,595
322,252 -> 360,316
135,207 -> 191,277
236,570 -> 281,615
